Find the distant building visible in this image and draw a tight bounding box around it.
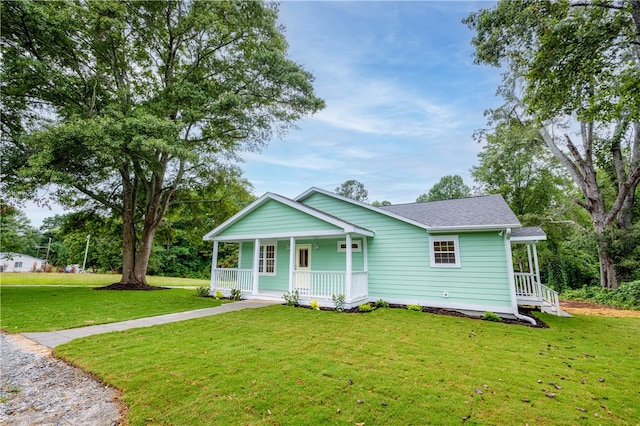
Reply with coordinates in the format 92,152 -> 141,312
0,252 -> 46,272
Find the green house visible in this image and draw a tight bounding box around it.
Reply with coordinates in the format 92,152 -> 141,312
204,187 -> 567,323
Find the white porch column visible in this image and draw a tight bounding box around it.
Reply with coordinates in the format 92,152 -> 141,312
345,234 -> 352,302
526,243 -> 533,274
252,239 -> 260,295
362,237 -> 368,273
289,237 -> 296,293
533,242 -> 542,296
209,240 -> 219,295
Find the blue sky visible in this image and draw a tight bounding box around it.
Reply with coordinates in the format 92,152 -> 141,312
243,0 -> 501,202
26,1 -> 501,227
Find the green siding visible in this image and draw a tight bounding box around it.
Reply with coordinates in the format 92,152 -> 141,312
302,193 -> 513,310
218,199 -> 341,238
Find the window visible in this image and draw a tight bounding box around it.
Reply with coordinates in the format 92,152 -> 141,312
259,244 -> 276,274
429,236 -> 460,268
14,261 -> 23,268
337,240 -> 361,252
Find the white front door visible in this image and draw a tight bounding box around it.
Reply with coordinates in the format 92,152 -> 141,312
295,244 -> 312,291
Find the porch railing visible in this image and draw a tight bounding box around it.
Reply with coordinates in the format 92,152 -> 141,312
213,268 -> 253,292
514,272 -> 539,297
292,270 -> 368,302
514,272 -> 561,314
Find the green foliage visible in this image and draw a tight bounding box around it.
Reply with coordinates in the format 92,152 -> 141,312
416,175 -> 471,202
0,205 -> 40,257
331,293 -> 345,312
406,304 -> 422,312
310,299 -> 320,310
374,299 -> 389,308
483,311 -> 502,322
1,0 -> 324,285
214,290 -> 224,300
335,180 -> 368,202
230,288 -> 242,301
357,302 -> 373,312
283,290 -> 299,306
562,280 -> 640,311
195,286 -> 210,298
371,200 -> 391,207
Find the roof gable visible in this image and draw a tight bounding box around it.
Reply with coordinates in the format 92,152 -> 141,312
203,192 -> 374,241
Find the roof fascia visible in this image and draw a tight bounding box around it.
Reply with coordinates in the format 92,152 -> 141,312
427,224 -> 522,233
511,235 -> 548,242
294,187 -> 431,231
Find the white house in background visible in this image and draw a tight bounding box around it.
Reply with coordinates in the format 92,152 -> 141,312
0,252 -> 45,272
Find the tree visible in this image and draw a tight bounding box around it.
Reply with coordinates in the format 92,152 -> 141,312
371,200 -> 391,207
0,204 -> 40,256
416,175 -> 471,202
465,0 -> 640,288
335,180 -> 369,202
1,1 -> 324,288
471,118 -> 570,217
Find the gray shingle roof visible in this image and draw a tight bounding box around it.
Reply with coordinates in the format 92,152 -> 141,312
379,194 -> 521,228
511,226 -> 546,240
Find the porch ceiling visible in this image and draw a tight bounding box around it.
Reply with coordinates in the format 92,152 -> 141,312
211,229 -> 373,242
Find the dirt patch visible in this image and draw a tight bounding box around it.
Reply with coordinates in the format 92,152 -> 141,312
560,300 -> 640,318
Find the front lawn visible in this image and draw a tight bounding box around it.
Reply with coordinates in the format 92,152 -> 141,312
0,272 -> 209,288
56,306 -> 640,425
0,286 -> 220,332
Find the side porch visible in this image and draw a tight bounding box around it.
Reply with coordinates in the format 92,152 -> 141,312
511,228 -> 571,317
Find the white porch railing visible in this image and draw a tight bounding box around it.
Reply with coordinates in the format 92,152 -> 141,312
514,272 -> 561,315
293,270 -> 368,302
514,272 -> 539,297
213,268 -> 253,292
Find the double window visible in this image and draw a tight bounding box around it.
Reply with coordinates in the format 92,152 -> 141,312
258,244 -> 276,275
429,236 -> 460,268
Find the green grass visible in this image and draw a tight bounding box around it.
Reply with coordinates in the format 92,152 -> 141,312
0,286 -> 220,332
0,272 -> 209,287
54,306 -> 639,425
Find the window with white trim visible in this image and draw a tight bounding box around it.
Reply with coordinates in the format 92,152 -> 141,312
14,261 -> 23,268
337,240 -> 361,252
258,244 -> 276,275
429,236 -> 460,268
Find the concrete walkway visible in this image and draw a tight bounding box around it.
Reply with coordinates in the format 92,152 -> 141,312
22,299 -> 280,349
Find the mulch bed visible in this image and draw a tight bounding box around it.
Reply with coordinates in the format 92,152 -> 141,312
94,283 -> 170,291
288,303 -> 548,328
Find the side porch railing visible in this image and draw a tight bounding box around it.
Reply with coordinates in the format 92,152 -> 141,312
514,272 -> 561,314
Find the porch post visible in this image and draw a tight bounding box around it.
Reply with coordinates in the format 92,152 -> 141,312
362,237 -> 368,273
209,240 -> 219,295
345,234 -> 352,302
533,242 -> 542,295
289,237 -> 295,293
252,239 -> 260,295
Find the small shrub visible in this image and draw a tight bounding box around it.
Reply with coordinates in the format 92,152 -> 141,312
310,299 -> 320,310
483,311 -> 502,322
195,286 -> 210,297
283,290 -> 300,306
332,293 -> 346,312
375,298 -> 389,308
230,288 -> 242,301
358,303 -> 374,312
406,304 -> 422,312
214,290 -> 224,300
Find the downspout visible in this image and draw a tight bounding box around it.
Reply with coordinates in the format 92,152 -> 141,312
504,228 -> 537,325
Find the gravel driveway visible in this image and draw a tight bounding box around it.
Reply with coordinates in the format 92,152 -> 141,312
0,333 -> 122,425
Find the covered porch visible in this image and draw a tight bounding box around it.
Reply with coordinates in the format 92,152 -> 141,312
511,227 -> 570,317
209,233 -> 371,308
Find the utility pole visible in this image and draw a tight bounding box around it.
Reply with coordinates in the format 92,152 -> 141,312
82,235 -> 90,273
